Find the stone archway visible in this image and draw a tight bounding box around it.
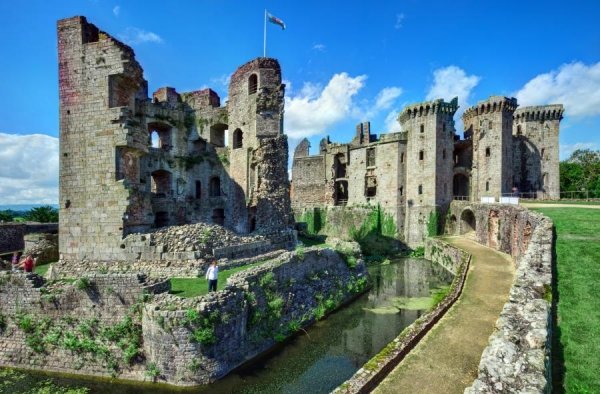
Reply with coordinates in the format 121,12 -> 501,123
460,209 -> 476,235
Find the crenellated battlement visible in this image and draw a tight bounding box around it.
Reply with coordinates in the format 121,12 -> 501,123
399,97 -> 458,124
462,96 -> 518,122
514,104 -> 564,122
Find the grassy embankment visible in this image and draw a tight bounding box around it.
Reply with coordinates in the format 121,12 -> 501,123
531,207 -> 600,393
170,259 -> 270,298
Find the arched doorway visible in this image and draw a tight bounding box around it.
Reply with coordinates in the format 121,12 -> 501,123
460,209 -> 476,235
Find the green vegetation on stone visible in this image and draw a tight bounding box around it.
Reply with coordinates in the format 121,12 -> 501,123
531,207 -> 600,393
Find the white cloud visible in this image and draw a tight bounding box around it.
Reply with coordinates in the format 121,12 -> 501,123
312,43 -> 326,52
394,13 -> 405,29
375,87 -> 403,111
210,73 -> 231,89
0,133 -> 59,205
118,28 -> 163,45
560,142 -> 599,160
384,109 -> 402,132
113,5 -> 120,16
426,66 -> 480,133
285,73 -> 367,139
515,61 -> 600,117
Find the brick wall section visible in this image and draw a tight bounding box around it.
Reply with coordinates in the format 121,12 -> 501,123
142,247 -> 369,385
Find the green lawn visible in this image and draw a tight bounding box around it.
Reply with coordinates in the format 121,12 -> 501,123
531,207 -> 600,393
170,260 -> 270,298
524,200 -> 600,206
34,261 -> 54,276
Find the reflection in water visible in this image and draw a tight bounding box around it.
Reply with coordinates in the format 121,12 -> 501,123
3,258 -> 453,394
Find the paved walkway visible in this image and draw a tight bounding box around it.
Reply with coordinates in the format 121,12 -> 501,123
374,237 -> 514,394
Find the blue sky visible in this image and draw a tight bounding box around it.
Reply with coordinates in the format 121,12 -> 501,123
0,0 -> 599,204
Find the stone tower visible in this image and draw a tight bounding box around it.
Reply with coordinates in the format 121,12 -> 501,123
58,16 -> 148,261
226,58 -> 292,233
463,96 -> 518,201
400,98 -> 458,247
513,105 -> 563,199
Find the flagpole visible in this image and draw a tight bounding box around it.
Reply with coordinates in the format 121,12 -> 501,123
263,9 -> 267,58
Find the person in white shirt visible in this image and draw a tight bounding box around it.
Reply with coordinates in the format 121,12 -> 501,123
205,260 -> 219,292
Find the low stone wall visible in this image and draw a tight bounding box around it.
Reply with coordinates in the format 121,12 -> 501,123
0,223 -> 25,255
424,238 -> 469,275
335,240 -> 470,393
0,272 -> 169,380
142,247 -> 369,385
457,202 -> 554,393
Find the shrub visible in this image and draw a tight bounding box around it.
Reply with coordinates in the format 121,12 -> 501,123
16,314 -> 35,333
145,362 -> 161,381
274,333 -> 286,342
191,327 -> 216,345
76,278 -> 91,290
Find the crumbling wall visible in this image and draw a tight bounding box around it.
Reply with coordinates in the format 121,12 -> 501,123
0,224 -> 25,255
446,201 -> 554,393
142,247 -> 369,385
0,272 -> 169,380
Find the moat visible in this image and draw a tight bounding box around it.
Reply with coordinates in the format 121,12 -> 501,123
0,257 -> 452,394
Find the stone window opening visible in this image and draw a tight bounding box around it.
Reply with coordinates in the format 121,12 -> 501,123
401,152 -> 404,163
541,148 -> 545,159
418,184 -> 423,195
334,153 -> 347,178
209,123 -> 228,147
248,206 -> 257,232
443,122 -> 446,133
150,170 -> 172,197
193,139 -> 206,153
248,74 -> 258,95
195,181 -> 201,199
420,124 -> 424,133
154,211 -> 169,228
233,128 -> 244,149
212,208 -> 225,226
486,180 -> 490,192
366,148 -> 376,167
442,149 -> 446,160
419,150 -> 424,160
365,176 -> 377,199
399,186 -> 403,196
485,147 -> 491,157
209,176 -> 221,197
148,122 -> 172,150
334,180 -> 348,206
460,209 -> 476,234
517,125 -> 522,135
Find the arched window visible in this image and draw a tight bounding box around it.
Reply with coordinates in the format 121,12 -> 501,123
248,74 -> 258,94
233,128 -> 243,149
209,176 -> 221,197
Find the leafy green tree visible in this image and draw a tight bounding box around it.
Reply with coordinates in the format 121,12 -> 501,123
560,149 -> 600,197
24,206 -> 59,223
0,210 -> 15,222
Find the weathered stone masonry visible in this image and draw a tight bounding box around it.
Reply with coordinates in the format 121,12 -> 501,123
58,16 -> 293,262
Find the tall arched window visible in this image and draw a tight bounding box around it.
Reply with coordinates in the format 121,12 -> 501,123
248,74 -> 258,94
233,128 -> 243,149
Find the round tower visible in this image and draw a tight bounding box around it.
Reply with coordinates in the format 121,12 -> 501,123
513,105 -> 563,199
462,96 -> 518,202
399,97 -> 458,247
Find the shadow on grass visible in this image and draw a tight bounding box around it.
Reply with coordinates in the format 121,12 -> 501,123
551,226 -> 565,394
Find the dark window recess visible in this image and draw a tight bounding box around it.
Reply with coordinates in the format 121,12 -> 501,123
486,181 -> 490,191
366,148 -> 376,167
442,149 -> 446,160
420,124 -> 424,133
365,176 -> 377,198
209,177 -> 221,197
195,181 -> 201,199
485,147 -> 491,157
418,184 -> 423,195
419,150 -> 424,160
233,129 -> 243,149
400,153 -> 404,163
334,154 -> 347,178
154,212 -> 169,228
334,180 -> 348,206
212,209 -> 225,226
248,74 -> 258,94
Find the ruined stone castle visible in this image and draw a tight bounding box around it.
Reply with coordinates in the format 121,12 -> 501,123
58,16 -> 293,261
292,96 -> 563,246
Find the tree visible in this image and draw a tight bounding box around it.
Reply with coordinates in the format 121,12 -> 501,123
25,206 -> 59,223
0,210 -> 15,222
560,149 -> 600,197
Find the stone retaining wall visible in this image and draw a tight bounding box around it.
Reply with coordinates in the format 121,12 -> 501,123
335,240 -> 470,393
424,238 -> 469,275
0,223 -> 25,255
452,201 -> 554,393
142,246 -> 369,385
0,272 -> 169,380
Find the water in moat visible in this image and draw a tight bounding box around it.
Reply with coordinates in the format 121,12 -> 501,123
1,257 -> 453,394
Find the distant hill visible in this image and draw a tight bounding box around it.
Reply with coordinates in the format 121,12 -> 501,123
0,204 -> 59,212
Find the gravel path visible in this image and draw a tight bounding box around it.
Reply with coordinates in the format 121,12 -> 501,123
374,237 -> 514,394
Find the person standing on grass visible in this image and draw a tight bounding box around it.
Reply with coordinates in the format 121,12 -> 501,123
19,254 -> 35,273
205,260 -> 219,292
